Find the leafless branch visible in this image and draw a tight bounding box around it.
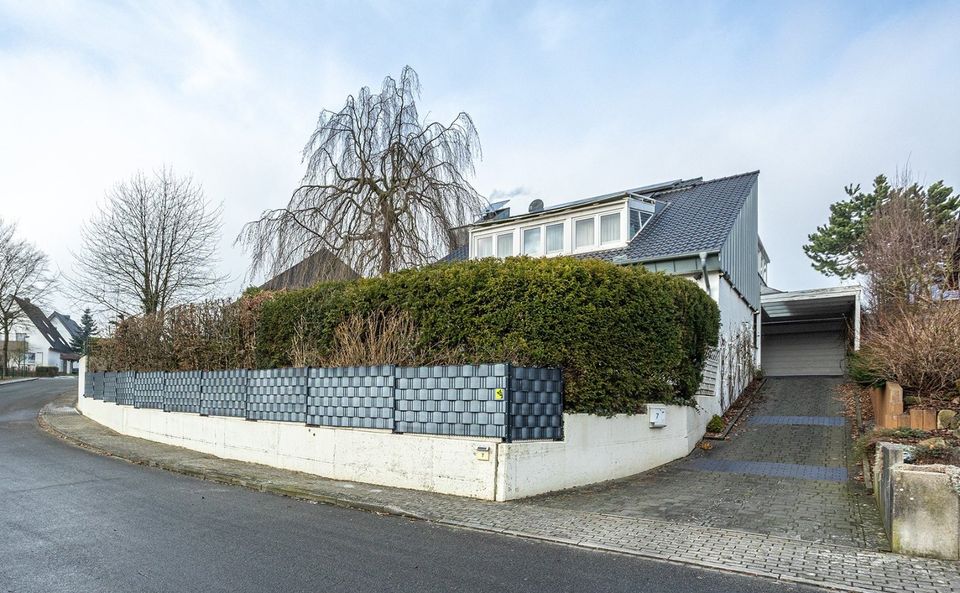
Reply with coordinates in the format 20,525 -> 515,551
0,217 -> 54,377
70,167 -> 226,316
237,66 -> 485,279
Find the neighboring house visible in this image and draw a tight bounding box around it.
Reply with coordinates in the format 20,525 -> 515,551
443,171 -> 764,410
8,296 -> 79,373
260,248 -> 360,291
49,311 -> 82,346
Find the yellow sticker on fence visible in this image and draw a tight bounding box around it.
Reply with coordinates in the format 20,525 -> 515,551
494,388 -> 504,400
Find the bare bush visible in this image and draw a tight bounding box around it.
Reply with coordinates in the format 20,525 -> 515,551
89,294 -> 269,372
323,310 -> 425,367
859,301 -> 960,399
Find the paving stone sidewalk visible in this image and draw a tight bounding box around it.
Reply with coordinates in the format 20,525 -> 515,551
528,377 -> 888,550
39,392 -> 960,593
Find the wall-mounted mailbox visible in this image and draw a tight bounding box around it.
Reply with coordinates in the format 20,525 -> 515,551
648,405 -> 667,428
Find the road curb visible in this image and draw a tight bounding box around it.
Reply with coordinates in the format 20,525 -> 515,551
36,399 -> 430,522
0,377 -> 38,387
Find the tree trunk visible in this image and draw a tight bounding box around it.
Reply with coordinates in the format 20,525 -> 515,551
2,328 -> 8,378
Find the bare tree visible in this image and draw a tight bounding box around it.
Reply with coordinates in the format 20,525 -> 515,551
238,66 -> 485,279
71,168 -> 226,316
862,184 -> 960,312
0,218 -> 53,377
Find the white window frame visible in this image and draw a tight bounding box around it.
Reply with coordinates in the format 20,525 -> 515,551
496,232 -> 514,258
545,222 -> 565,254
475,235 -> 493,258
599,212 -> 622,245
573,215 -> 596,252
521,226 -> 542,256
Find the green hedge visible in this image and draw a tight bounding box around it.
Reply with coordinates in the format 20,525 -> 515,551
35,366 -> 58,377
256,257 -> 720,415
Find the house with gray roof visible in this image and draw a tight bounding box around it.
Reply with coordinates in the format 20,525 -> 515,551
8,296 -> 79,373
442,171 -> 767,409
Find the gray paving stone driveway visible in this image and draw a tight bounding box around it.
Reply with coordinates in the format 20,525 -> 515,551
525,377 -> 889,550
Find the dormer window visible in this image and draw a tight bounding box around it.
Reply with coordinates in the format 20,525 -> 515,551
470,197 -> 634,259
545,223 -> 564,253
600,213 -> 621,244
496,232 -> 513,257
574,218 -> 595,249
476,236 -> 493,257
522,227 -> 542,255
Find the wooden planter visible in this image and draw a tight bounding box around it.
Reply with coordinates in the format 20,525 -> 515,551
871,382 -> 937,430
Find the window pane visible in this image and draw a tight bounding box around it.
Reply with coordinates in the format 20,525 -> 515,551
476,236 -> 493,257
574,218 -> 594,249
522,227 -> 541,255
629,209 -> 641,236
600,213 -> 620,244
496,233 -> 513,257
545,223 -> 564,252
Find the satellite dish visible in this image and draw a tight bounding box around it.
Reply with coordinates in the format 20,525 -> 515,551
528,199 -> 544,213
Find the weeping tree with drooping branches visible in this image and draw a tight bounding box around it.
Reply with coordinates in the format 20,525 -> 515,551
238,66 -> 485,279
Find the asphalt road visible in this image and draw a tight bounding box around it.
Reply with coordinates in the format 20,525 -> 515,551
0,379 -> 819,593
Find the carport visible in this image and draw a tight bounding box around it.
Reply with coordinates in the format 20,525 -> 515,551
760,286 -> 861,377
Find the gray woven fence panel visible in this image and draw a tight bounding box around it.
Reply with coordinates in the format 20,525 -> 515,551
394,365 -> 508,438
134,371 -> 165,409
101,372 -> 118,403
508,367 -> 563,441
83,371 -> 96,398
115,372 -> 136,405
200,369 -> 248,418
246,368 -> 307,422
164,371 -> 203,413
306,366 -> 394,429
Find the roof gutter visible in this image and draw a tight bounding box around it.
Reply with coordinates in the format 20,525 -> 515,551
615,248 -> 721,267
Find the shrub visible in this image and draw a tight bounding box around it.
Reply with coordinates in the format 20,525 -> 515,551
92,257 -> 721,415
853,427 -> 931,460
847,351 -> 884,387
706,415 -> 725,433
89,295 -> 269,372
256,257 -> 720,414
35,366 -> 58,377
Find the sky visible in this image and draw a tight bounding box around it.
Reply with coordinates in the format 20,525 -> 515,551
1,0 -> 958,314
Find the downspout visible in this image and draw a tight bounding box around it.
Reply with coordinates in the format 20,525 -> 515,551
699,251 -> 711,293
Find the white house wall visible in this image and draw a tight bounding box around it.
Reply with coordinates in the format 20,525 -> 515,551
680,271 -> 757,409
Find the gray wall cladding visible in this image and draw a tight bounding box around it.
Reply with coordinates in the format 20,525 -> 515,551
509,366 -> 563,441
83,371 -> 97,398
200,369 -> 248,418
115,372 -> 136,406
84,364 -> 563,441
134,371 -> 165,409
164,371 -> 203,413
307,366 -> 394,429
248,367 -> 307,422
101,372 -> 118,403
395,364 -> 508,438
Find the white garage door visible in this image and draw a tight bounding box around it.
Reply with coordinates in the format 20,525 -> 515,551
762,324 -> 846,377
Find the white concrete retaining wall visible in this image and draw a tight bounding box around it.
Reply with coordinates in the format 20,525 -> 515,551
77,360 -> 722,501
496,395 -> 721,500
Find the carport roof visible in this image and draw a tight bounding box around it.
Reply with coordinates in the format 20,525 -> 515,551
761,286 -> 861,321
